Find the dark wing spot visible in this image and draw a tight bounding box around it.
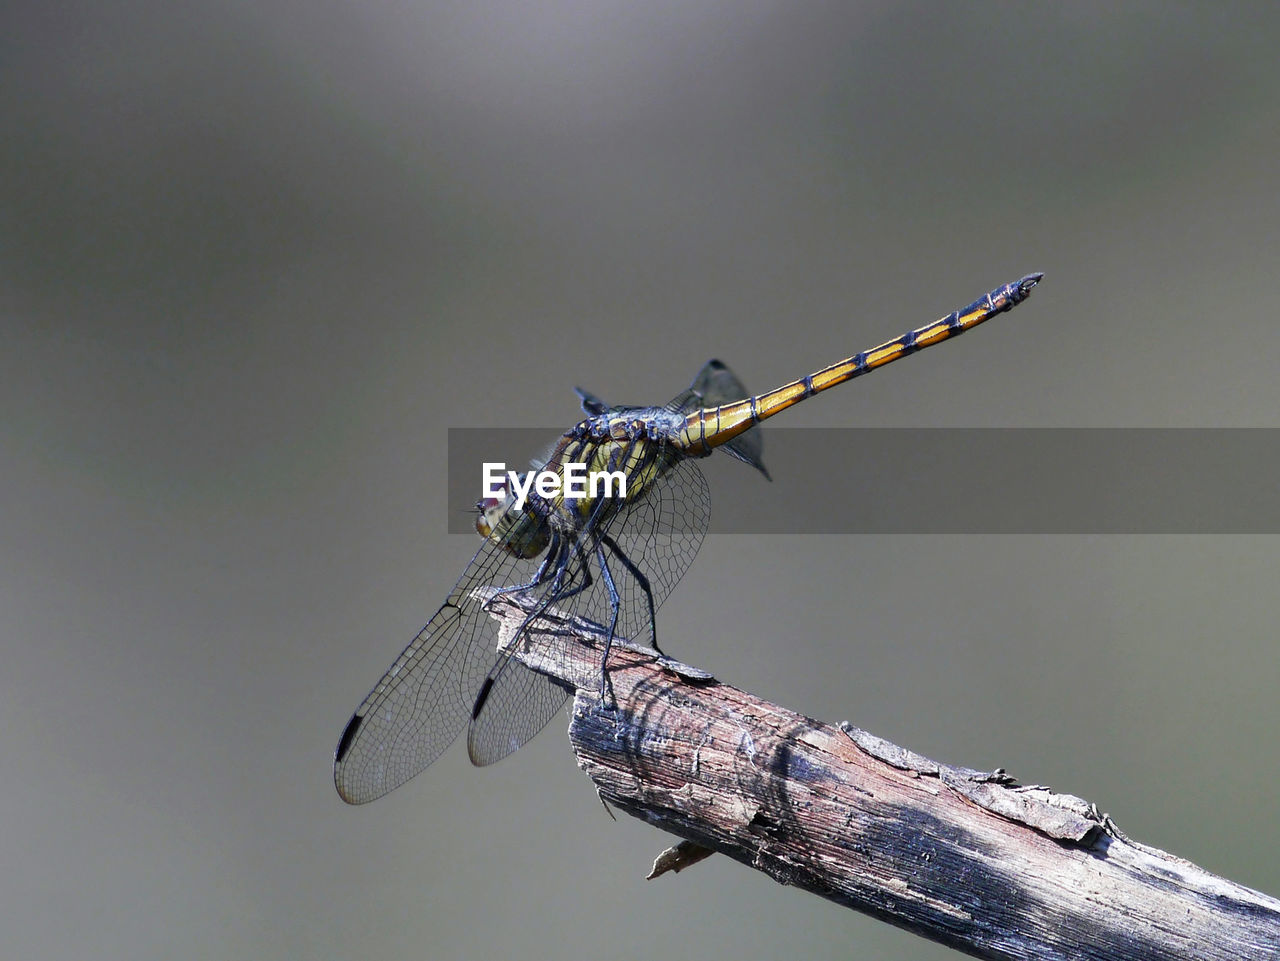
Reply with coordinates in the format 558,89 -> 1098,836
335,713 -> 363,763
472,676 -> 496,720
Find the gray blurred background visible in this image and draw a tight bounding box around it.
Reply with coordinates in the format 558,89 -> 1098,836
3,3 -> 1278,959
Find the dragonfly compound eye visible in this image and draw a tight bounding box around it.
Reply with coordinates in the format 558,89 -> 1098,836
476,481 -> 551,559
474,482 -> 510,539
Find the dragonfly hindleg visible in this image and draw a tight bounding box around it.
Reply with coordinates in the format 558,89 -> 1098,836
600,530 -> 659,653
592,537 -> 624,707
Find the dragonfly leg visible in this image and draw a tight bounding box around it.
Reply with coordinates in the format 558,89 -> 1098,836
472,534 -> 598,720
599,530 -> 660,654
472,534 -> 578,715
486,534 -> 563,604
543,535 -> 595,605
592,537 -> 623,708
487,532 -> 594,630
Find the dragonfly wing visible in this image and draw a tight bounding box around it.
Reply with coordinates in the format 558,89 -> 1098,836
577,455 -> 713,646
674,359 -> 769,480
467,657 -> 571,766
465,538 -> 594,765
333,539 -> 536,803
686,358 -> 748,406
574,386 -> 610,415
720,433 -> 769,480
467,456 -> 712,760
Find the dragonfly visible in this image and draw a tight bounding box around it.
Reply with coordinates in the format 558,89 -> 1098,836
334,273 -> 1043,804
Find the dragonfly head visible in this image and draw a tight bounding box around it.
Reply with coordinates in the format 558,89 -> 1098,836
475,474 -> 551,559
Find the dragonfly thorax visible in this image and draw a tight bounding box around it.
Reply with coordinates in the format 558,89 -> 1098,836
475,475 -> 551,559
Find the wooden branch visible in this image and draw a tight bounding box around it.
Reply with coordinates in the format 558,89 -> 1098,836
487,594 -> 1280,960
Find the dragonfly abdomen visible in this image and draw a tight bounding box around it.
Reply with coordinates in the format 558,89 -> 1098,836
673,273 -> 1043,455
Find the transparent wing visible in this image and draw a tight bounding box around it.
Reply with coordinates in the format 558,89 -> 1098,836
467,455 -> 712,765
466,658 -> 571,766
670,359 -> 769,479
338,451 -> 715,787
332,538 -> 541,804
580,454 -> 712,645
464,544 -> 593,767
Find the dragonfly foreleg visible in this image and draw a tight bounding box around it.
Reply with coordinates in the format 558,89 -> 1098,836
486,532 -> 564,605
486,528 -> 596,618
474,528 -> 601,704
472,534 -> 585,721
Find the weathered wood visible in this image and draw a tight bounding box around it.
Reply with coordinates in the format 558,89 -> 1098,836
486,593 -> 1280,960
